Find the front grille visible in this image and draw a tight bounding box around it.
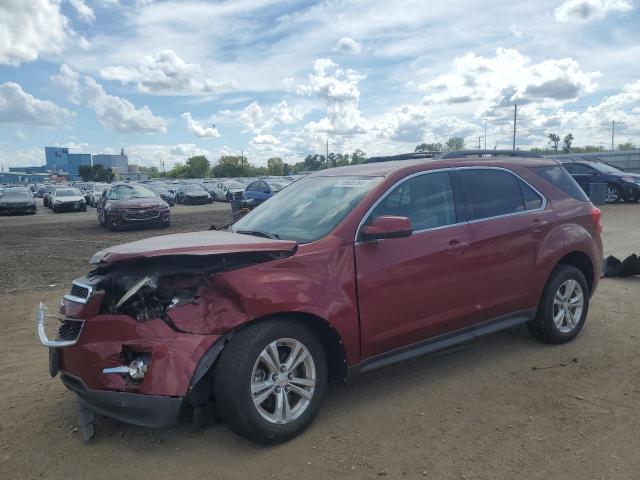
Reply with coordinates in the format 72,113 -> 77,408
57,319 -> 83,341
70,283 -> 89,300
123,208 -> 160,220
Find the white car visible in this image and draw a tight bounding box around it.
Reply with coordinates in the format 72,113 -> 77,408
50,188 -> 87,213
88,183 -> 109,207
212,180 -> 245,202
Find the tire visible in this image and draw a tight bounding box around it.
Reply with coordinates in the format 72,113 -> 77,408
214,319 -> 328,444
605,184 -> 622,204
528,265 -> 589,344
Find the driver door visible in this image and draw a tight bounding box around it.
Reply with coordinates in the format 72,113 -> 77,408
354,171 -> 477,359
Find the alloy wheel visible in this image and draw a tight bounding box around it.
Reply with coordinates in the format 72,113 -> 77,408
553,279 -> 584,333
251,338 -> 316,425
606,186 -> 620,203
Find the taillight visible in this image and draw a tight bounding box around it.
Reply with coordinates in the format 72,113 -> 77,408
591,206 -> 602,235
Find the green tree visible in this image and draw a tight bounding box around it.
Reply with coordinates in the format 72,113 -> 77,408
138,166 -> 160,178
618,142 -> 636,151
267,157 -> 285,176
78,164 -> 115,182
212,155 -> 248,177
562,133 -> 574,153
186,155 -> 210,178
350,148 -> 367,164
444,137 -> 465,151
415,142 -> 443,153
547,133 -> 560,153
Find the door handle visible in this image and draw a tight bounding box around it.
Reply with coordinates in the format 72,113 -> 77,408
531,218 -> 549,231
445,240 -> 469,254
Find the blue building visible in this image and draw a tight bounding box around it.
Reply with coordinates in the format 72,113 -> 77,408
92,149 -> 129,174
44,147 -> 92,174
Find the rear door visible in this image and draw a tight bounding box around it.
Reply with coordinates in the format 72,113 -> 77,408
458,168 -> 552,321
563,163 -> 597,194
354,170 -> 477,358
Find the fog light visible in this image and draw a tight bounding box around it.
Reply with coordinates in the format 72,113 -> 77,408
102,357 -> 148,380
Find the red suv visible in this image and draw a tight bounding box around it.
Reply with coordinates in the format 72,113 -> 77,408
38,151 -> 603,444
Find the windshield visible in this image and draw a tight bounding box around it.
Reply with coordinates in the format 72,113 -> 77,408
591,162 -> 623,174
2,189 -> 31,199
232,176 -> 381,243
224,181 -> 244,189
94,184 -> 108,192
151,185 -> 170,194
109,184 -> 156,200
57,189 -> 81,197
185,185 -> 206,193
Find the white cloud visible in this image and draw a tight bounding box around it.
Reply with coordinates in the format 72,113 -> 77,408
0,146 -> 46,168
297,58 -> 368,135
68,0 -> 96,23
51,64 -> 82,104
0,82 -> 74,126
236,100 -> 305,134
0,0 -> 72,65
120,143 -> 215,169
181,112 -> 220,138
335,37 -> 362,54
83,77 -> 168,134
100,50 -> 226,96
49,64 -> 168,134
554,0 -> 633,23
422,48 -> 598,115
251,134 -> 280,145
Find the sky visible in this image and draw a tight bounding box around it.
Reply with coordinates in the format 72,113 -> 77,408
1,0 -> 639,170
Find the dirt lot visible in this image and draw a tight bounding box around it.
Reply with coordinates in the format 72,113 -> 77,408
1,203 -> 639,480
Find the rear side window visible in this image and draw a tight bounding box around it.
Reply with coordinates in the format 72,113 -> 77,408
460,169 -> 541,220
529,165 -> 590,201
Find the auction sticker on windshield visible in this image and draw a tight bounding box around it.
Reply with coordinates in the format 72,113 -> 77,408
334,179 -> 373,188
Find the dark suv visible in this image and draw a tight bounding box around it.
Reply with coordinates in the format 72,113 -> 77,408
562,160 -> 640,203
38,151 -> 602,444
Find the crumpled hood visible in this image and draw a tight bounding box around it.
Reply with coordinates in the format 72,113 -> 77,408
90,230 -> 297,265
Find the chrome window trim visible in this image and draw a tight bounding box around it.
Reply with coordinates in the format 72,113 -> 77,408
354,166 -> 548,244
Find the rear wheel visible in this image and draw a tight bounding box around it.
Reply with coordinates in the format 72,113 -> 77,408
214,320 -> 328,444
528,265 -> 589,344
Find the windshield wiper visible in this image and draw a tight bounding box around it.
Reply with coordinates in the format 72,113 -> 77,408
235,229 -> 280,240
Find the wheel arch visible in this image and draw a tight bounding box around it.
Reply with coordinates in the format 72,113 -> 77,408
555,251 -> 595,295
187,311 -> 347,407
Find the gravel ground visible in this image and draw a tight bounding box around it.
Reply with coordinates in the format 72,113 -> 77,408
0,202 -> 638,480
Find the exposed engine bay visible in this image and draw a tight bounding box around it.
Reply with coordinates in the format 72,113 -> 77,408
84,251 -> 292,329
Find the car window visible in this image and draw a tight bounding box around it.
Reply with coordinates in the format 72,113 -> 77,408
529,165 -> 590,201
369,171 -> 457,231
461,169 -> 526,220
564,163 -> 594,175
519,181 -> 543,210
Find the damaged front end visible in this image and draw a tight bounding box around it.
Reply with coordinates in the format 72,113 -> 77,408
37,231 -> 298,440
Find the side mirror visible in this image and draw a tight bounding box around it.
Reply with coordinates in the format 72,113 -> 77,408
361,215 -> 413,240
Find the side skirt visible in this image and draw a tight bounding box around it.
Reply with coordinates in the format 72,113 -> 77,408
348,309 -> 536,377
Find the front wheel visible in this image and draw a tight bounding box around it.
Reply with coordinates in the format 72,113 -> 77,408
528,265 -> 589,344
214,320 -> 328,444
605,184 -> 622,204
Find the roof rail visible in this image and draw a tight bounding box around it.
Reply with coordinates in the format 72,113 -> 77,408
436,150 -> 543,159
363,152 -> 438,163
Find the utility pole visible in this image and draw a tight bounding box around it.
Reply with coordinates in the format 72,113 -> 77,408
478,136 -> 482,150
484,120 -> 487,150
512,104 -> 517,150
241,150 -> 244,167
161,160 -> 165,179
611,120 -> 615,151
326,137 -> 329,164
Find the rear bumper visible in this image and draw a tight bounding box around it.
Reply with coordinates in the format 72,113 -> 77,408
61,372 -> 183,428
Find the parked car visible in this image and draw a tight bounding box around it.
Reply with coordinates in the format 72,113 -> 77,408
242,179 -> 290,205
148,183 -> 176,206
562,160 -> 640,203
50,188 -> 86,213
38,152 -> 602,444
43,184 -> 64,208
212,180 -> 245,202
96,183 -> 170,231
176,184 -> 211,204
0,187 -> 36,215
84,183 -> 110,207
